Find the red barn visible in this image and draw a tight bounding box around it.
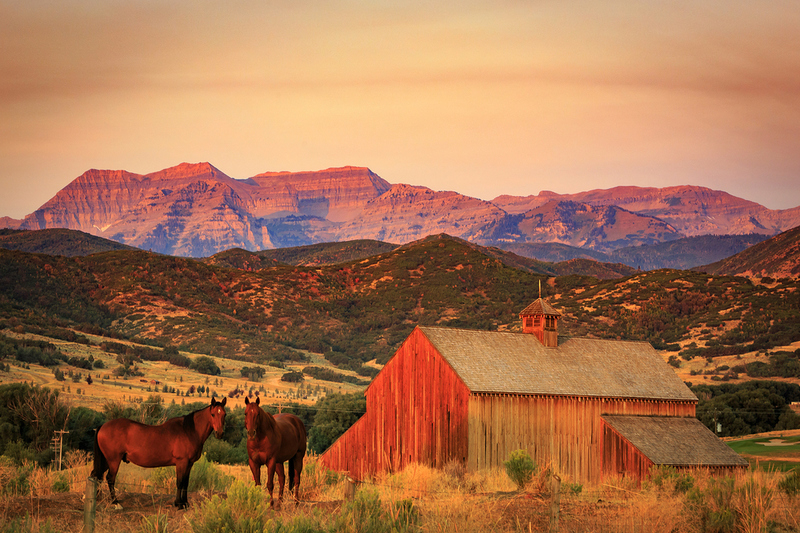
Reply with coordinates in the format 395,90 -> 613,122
321,299 -> 747,483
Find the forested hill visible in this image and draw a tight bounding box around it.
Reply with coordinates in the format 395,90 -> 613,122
696,225 -> 800,279
0,228 -> 137,256
1,234 -> 798,372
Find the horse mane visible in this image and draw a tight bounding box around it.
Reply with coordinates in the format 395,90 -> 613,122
181,403 -> 211,433
252,404 -> 276,436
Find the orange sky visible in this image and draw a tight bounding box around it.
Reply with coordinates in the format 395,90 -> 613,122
1,1 -> 799,219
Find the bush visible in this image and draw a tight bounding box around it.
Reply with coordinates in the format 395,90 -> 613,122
190,356 -> 221,376
0,514 -> 58,533
188,454 -> 234,492
779,468 -> 800,498
187,480 -> 271,533
503,449 -> 537,490
51,473 -> 69,493
149,454 -> 233,495
686,477 -> 736,533
0,457 -> 34,496
329,489 -> 418,533
202,438 -> 247,465
281,371 -> 304,383
650,465 -> 694,494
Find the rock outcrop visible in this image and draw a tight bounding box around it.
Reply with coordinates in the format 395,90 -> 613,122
476,200 -> 683,253
8,162 -> 799,257
492,186 -> 800,237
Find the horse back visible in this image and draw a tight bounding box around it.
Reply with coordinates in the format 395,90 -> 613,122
97,417 -> 196,467
274,413 -> 307,455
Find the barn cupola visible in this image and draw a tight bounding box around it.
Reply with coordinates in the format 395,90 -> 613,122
520,298 -> 561,347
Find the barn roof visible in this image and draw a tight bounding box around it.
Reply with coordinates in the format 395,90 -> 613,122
601,415 -> 749,467
519,298 -> 561,316
417,326 -> 696,401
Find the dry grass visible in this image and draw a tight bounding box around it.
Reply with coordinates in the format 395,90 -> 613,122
2,459 -> 800,533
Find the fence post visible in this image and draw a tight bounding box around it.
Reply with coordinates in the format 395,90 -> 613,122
84,476 -> 98,533
549,473 -> 561,533
344,476 -> 357,501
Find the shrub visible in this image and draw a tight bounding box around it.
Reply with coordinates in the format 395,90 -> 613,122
187,480 -> 272,533
51,473 -> 69,493
329,489 -> 418,533
202,438 -> 248,465
0,514 -> 58,533
188,454 -> 234,492
0,457 -> 34,496
779,468 -> 800,498
503,449 -> 537,490
281,371 -> 304,383
149,454 -> 233,495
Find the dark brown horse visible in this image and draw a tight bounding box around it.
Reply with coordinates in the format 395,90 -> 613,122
244,396 -> 307,508
92,397 -> 227,509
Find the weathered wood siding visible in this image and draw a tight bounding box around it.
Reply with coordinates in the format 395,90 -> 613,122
320,328 -> 470,477
467,394 -> 696,483
601,423 -> 654,480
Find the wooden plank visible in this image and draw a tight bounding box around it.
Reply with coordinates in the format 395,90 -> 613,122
467,393 -> 695,483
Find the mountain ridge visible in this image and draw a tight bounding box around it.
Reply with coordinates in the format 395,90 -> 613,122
5,162 -> 799,257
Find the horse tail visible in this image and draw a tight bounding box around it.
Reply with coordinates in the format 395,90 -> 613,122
288,454 -> 296,492
91,427 -> 108,481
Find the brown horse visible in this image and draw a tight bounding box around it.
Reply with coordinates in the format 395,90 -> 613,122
92,397 -> 227,509
244,396 -> 307,508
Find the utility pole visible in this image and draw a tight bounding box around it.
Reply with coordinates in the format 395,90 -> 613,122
51,429 -> 69,471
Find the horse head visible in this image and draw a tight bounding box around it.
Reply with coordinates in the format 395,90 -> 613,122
209,397 -> 227,439
244,396 -> 263,440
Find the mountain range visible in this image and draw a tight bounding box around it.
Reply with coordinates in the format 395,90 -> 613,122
3,162 -> 799,259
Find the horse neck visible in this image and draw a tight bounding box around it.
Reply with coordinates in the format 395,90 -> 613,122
256,409 -> 277,439
187,407 -> 214,441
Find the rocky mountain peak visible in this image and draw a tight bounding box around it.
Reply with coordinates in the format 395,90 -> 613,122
5,163 -> 799,258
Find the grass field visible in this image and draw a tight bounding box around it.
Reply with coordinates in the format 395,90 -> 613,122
0,328 -> 369,413
727,431 -> 800,472
3,453 -> 800,533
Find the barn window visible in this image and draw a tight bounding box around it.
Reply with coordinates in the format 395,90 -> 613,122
525,317 -> 533,329
545,315 -> 556,330
533,316 -> 541,327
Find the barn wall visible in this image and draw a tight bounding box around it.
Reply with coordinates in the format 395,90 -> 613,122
320,327 -> 471,477
467,394 -> 696,484
601,423 -> 654,480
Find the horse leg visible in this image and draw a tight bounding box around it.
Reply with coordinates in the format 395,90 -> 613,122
248,458 -> 262,486
291,455 -> 303,504
276,463 -> 286,505
181,464 -> 194,509
266,461 -> 278,509
106,460 -> 121,505
175,462 -> 190,509
288,457 -> 295,494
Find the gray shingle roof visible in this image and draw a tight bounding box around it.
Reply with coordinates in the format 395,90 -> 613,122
519,298 -> 561,317
418,326 -> 696,401
602,415 -> 749,466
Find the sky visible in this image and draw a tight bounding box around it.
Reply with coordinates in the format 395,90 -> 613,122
2,0 -> 799,219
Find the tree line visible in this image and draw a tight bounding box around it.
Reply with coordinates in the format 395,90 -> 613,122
0,383 -> 365,468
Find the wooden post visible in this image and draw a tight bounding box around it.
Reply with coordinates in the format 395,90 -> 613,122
84,477 -> 98,533
549,474 -> 561,533
344,476 -> 357,500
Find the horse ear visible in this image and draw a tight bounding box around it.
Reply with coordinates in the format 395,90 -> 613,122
244,397 -> 250,405
255,396 -> 260,406
220,397 -> 227,407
